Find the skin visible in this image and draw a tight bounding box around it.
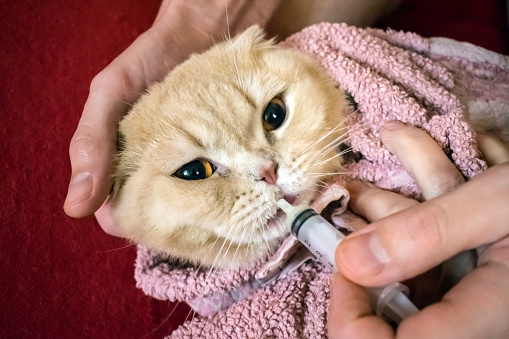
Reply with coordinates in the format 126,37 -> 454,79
329,122 -> 509,339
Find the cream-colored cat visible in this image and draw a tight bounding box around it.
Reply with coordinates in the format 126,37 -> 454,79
112,26 -> 349,269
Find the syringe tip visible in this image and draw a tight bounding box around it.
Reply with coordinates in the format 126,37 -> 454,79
276,199 -> 293,214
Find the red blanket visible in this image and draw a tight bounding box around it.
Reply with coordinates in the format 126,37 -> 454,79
1,0 -> 506,337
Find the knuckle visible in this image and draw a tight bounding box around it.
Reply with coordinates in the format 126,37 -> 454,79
70,119 -> 102,150
69,133 -> 95,167
424,170 -> 464,199
69,123 -> 112,167
352,185 -> 418,221
90,71 -> 114,92
385,198 -> 418,216
70,123 -> 96,145
353,186 -> 384,215
90,64 -> 129,94
69,129 -> 115,169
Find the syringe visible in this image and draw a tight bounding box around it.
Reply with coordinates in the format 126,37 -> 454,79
276,199 -> 418,324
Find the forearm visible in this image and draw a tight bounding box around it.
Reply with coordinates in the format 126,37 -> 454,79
153,0 -> 282,37
266,0 -> 402,39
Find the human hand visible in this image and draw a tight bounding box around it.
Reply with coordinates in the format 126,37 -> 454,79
63,0 -> 281,235
328,122 -> 509,338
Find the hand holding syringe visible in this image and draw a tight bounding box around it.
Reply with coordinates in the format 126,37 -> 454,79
277,199 -> 418,324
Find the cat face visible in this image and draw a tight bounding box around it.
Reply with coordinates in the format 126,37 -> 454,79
112,26 -> 348,269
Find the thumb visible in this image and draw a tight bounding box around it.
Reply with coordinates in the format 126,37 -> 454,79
63,88 -> 122,218
335,164 -> 509,286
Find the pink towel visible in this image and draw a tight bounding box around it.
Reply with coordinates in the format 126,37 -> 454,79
134,23 -> 508,338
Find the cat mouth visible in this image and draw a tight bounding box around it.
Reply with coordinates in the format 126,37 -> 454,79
282,194 -> 297,205
266,210 -> 285,229
266,194 -> 297,229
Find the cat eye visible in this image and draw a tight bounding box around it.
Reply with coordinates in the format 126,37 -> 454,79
173,159 -> 216,181
262,97 -> 287,131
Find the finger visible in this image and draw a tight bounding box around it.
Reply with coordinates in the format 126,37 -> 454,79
64,31 -> 174,218
347,181 -> 476,300
397,259 -> 509,338
328,273 -> 394,339
63,85 -> 124,218
476,133 -> 509,166
347,180 -> 419,222
381,121 -> 464,200
335,164 -> 509,286
94,196 -> 125,237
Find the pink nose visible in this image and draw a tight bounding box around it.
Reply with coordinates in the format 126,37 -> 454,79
259,163 -> 278,186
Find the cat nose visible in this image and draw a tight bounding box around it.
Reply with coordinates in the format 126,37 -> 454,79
259,162 -> 278,186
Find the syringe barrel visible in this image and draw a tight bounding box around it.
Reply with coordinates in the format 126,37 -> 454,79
287,206 -> 418,324
289,211 -> 345,272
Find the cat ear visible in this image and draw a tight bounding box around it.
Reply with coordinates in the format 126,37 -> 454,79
231,25 -> 275,51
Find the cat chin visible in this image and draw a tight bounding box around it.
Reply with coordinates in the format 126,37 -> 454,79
263,209 -> 288,237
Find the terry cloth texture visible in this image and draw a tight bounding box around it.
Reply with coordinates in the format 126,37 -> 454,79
135,23 -> 508,338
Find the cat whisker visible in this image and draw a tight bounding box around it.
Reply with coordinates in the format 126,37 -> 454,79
192,219 -> 236,275
259,225 -> 274,257
298,119 -> 348,156
313,152 -> 353,169
303,121 -> 368,166
209,207 -> 266,274
299,105 -> 362,158
316,179 -> 331,187
311,130 -> 351,161
223,0 -> 231,41
232,223 -> 250,262
311,118 -> 370,159
313,181 -> 331,189
246,239 -> 253,265
204,229 -> 236,281
216,220 -> 249,268
141,301 -> 182,339
184,307 -> 196,323
297,187 -> 320,195
299,105 -> 363,156
307,171 -> 355,176
194,233 -> 223,274
310,146 -> 354,170
118,100 -> 135,108
93,242 -> 135,253
297,122 -> 349,158
308,123 -> 374,169
315,119 -> 373,158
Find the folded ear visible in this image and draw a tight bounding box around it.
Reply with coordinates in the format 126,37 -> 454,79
230,25 -> 275,51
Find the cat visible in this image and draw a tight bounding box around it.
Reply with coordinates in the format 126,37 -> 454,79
112,26 -> 349,270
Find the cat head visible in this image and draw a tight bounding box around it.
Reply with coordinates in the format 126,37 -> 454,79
112,26 -> 349,269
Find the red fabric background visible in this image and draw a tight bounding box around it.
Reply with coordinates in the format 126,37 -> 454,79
1,0 -> 507,338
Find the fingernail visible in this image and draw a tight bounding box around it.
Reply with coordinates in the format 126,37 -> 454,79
338,231 -> 388,278
64,172 -> 93,207
381,120 -> 405,132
